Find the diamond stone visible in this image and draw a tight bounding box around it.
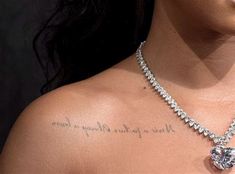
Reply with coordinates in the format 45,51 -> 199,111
198,127 -> 205,134
162,93 -> 168,98
152,82 -> 157,87
142,66 -> 148,71
140,61 -> 145,66
232,131 -> 235,136
168,99 -> 175,105
141,61 -> 146,66
231,122 -> 235,127
160,90 -> 166,96
176,109 -> 183,116
147,74 -> 153,80
203,129 -> 209,137
210,145 -> 235,170
173,106 -> 180,112
170,102 -> 177,109
180,112 -> 187,119
193,123 -> 200,130
213,136 -> 224,144
164,95 -> 171,102
145,71 -> 151,77
150,77 -> 155,84
225,130 -> 229,135
225,132 -> 233,140
209,133 -> 216,139
157,87 -> 163,93
154,85 -> 160,90
188,119 -> 195,127
229,127 -> 235,132
184,117 -> 190,123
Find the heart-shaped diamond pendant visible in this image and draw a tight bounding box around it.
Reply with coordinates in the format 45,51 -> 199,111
210,145 -> 235,170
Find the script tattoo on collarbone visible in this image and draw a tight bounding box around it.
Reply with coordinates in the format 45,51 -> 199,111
51,117 -> 176,138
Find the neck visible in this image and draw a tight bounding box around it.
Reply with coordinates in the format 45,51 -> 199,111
143,1 -> 235,102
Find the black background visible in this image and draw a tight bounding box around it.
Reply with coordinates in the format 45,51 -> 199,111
0,0 -> 55,153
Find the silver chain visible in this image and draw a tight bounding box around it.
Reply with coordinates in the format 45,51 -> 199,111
136,41 -> 235,146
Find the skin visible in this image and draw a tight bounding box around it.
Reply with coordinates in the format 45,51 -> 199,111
2,0 -> 235,173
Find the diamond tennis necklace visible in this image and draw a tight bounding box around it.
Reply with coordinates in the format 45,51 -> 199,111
136,41 -> 235,170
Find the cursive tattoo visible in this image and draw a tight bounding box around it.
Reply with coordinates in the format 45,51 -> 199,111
51,117 -> 176,138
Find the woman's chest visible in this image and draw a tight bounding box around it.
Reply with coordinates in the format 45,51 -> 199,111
67,98 -> 235,174
70,123 -> 235,174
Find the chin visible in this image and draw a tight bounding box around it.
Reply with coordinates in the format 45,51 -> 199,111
210,18 -> 235,36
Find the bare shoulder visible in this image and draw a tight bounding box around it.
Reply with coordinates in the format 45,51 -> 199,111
0,56 -> 147,173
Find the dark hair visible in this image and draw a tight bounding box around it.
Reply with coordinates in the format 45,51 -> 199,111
33,0 -> 154,94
